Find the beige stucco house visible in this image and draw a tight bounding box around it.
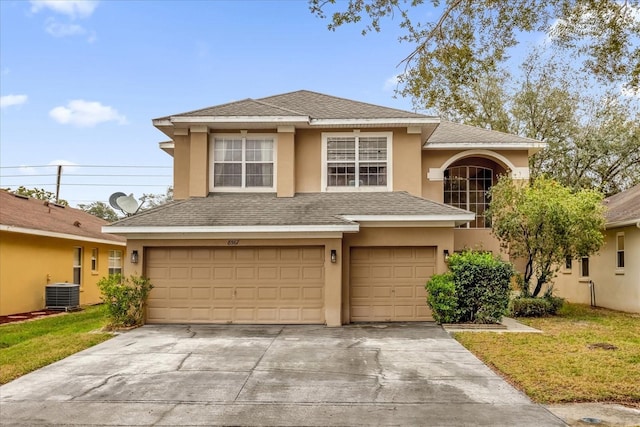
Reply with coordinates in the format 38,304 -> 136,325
105,90 -> 544,326
553,184 -> 640,313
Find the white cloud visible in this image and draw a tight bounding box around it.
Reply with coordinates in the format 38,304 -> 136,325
383,74 -> 401,91
1,94 -> 28,109
45,17 -> 86,37
49,100 -> 127,127
30,0 -> 99,19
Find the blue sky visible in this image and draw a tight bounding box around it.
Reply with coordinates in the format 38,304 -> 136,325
1,0 -> 432,206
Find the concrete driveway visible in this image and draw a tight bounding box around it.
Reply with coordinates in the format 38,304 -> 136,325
0,323 -> 565,426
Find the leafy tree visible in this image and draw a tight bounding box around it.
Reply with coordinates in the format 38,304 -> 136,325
434,52 -> 640,195
77,201 -> 120,222
10,186 -> 69,206
488,176 -> 606,297
310,0 -> 640,107
139,186 -> 173,210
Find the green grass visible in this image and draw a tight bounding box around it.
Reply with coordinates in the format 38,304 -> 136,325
0,305 -> 113,384
455,303 -> 640,407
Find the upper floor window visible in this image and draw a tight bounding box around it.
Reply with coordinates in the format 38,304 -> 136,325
616,233 -> 625,270
211,134 -> 275,191
322,132 -> 392,191
444,166 -> 493,228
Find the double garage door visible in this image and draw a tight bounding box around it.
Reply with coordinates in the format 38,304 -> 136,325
146,247 -> 325,324
145,246 -> 435,324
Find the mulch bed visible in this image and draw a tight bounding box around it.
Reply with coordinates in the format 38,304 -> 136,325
0,310 -> 68,325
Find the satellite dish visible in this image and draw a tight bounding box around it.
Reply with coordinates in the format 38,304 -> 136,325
109,192 -> 127,210
116,194 -> 139,215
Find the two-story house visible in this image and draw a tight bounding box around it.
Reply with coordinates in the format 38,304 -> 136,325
105,90 -> 543,326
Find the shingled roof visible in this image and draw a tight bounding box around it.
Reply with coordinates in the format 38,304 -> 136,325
424,121 -> 544,149
106,192 -> 473,233
156,90 -> 432,121
0,190 -> 125,244
604,184 -> 640,227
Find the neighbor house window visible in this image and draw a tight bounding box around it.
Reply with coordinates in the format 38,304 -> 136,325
616,233 -> 625,269
108,250 -> 123,276
580,257 -> 590,277
444,166 -> 493,228
211,135 -> 275,190
73,247 -> 83,285
91,248 -> 98,272
565,256 -> 572,270
322,132 -> 392,191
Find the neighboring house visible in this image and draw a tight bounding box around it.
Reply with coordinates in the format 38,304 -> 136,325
0,190 -> 126,316
553,184 -> 640,313
105,90 -> 544,326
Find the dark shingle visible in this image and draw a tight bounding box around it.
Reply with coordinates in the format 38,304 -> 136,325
110,192 -> 471,228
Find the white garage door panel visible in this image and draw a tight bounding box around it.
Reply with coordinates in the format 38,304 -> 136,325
146,247 -> 325,324
350,247 -> 436,322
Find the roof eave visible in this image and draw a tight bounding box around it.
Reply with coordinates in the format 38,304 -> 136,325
103,224 -> 360,236
1,225 -> 126,246
423,142 -> 547,151
340,214 -> 475,227
605,218 -> 640,229
312,118 -> 438,127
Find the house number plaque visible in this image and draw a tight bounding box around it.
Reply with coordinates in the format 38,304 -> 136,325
227,240 -> 239,246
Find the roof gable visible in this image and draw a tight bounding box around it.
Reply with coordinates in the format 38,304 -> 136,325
0,190 -> 125,244
155,90 -> 435,121
424,121 -> 544,148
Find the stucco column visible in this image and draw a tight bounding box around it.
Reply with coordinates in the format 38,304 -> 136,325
123,241 -> 143,278
172,131 -> 190,200
189,126 -> 209,198
277,126 -> 295,197
324,240 -> 342,326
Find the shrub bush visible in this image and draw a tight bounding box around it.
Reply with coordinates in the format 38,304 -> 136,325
426,250 -> 514,324
510,297 -> 551,317
425,273 -> 458,323
510,295 -> 565,317
98,274 -> 154,328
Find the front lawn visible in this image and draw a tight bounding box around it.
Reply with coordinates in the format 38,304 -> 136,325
455,303 -> 640,407
0,305 -> 112,385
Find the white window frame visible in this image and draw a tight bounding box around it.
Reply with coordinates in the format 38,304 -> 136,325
209,133 -> 277,192
443,165 -> 493,229
90,248 -> 98,273
108,250 -> 123,276
616,232 -> 625,273
321,131 -> 393,192
580,257 -> 590,278
73,247 -> 83,285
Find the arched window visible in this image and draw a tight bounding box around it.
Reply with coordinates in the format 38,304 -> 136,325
444,166 -> 493,228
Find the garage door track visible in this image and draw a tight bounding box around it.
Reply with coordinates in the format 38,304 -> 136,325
0,323 -> 565,426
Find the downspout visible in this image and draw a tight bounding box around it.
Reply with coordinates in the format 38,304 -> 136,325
636,221 -> 640,229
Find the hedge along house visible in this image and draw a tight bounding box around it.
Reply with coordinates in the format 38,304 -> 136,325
105,90 -> 544,326
0,190 -> 126,316
553,184 -> 640,313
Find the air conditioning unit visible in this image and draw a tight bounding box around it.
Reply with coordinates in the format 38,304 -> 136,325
45,283 -> 80,311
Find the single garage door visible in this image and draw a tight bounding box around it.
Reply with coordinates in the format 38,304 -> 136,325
146,246 -> 325,324
350,247 -> 436,322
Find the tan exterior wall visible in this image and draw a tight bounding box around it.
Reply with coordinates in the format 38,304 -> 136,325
277,130 -> 295,197
189,128 -> 209,197
0,231 -> 125,316
294,129 -> 322,192
392,130 -> 422,196
173,133 -> 190,200
553,226 -> 640,313
342,227 -> 453,323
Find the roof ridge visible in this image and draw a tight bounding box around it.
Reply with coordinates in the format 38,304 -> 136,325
259,89 -> 432,118
250,98 -> 308,116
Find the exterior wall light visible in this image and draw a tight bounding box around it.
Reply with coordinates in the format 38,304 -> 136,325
131,250 -> 139,264
330,249 -> 337,263
443,249 -> 450,261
